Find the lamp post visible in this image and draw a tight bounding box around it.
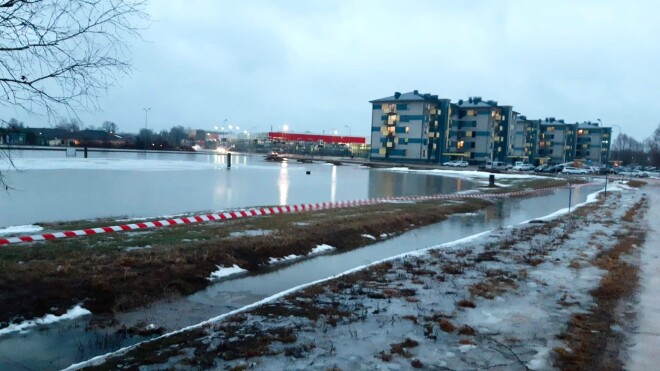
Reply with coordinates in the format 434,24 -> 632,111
345,125 -> 351,136
142,107 -> 151,153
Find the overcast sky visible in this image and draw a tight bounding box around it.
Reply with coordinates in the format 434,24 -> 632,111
10,0 -> 660,140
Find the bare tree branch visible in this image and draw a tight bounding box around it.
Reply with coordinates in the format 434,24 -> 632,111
0,0 -> 149,116
0,0 -> 148,186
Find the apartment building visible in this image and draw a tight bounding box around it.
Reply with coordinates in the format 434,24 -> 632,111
575,122 -> 612,166
508,115 -> 540,163
444,97 -> 515,163
369,91 -> 613,166
370,91 -> 451,163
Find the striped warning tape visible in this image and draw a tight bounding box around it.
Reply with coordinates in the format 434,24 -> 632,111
0,183 -> 599,246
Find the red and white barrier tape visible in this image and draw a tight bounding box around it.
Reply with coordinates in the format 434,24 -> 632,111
0,183 -> 598,246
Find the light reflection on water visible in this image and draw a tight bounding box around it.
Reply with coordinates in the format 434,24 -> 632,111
0,151 -> 473,227
331,165 -> 337,202
278,162 -> 289,205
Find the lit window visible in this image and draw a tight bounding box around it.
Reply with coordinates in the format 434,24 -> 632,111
405,127 -> 410,134
457,140 -> 464,150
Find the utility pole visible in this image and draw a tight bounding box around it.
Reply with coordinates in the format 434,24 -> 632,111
143,107 -> 151,153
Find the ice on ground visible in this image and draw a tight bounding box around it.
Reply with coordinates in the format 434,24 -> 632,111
208,264 -> 248,281
0,305 -> 91,336
4,157 -> 219,172
626,184 -> 660,370
0,224 -> 43,235
309,244 -> 335,255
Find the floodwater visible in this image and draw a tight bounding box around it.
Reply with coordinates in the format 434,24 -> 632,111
0,150 -> 470,227
0,181 -> 602,370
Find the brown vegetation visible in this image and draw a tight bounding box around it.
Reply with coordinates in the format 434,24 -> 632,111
554,200 -> 647,370
0,198 -> 488,325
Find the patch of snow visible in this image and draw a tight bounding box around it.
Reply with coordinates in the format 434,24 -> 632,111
379,233 -> 388,238
388,167 -> 549,181
115,213 -> 188,222
268,254 -> 300,264
208,264 -> 247,281
527,347 -> 551,370
309,244 -> 335,255
125,245 -> 152,252
4,158 -> 219,172
0,305 -> 91,336
229,229 -> 272,238
459,344 -> 477,353
0,224 -> 43,235
361,234 -> 376,240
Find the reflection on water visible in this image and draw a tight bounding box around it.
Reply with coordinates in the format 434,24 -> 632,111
1,151 -> 476,227
331,165 -> 337,202
368,169 -> 465,198
278,162 -> 289,205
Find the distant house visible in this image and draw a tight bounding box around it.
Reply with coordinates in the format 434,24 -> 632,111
0,129 -> 27,145
19,128 -> 128,147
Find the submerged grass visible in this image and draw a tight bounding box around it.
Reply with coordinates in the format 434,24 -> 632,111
0,196 -> 491,325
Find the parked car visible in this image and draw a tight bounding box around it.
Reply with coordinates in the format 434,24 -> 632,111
562,166 -> 588,175
620,170 -> 650,178
534,165 -> 548,172
442,160 -> 468,167
542,164 -> 563,173
485,160 -> 508,171
513,163 -> 534,171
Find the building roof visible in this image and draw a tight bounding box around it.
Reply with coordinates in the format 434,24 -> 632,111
454,97 -> 502,109
370,91 -> 443,103
577,122 -> 608,129
269,132 -> 366,145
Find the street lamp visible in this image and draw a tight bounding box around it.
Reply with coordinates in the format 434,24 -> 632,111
142,107 -> 151,153
345,125 -> 351,136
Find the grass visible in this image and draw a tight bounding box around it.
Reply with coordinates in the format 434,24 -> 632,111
0,198 -> 491,325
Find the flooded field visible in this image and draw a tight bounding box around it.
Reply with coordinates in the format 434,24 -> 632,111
0,150 -> 471,227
